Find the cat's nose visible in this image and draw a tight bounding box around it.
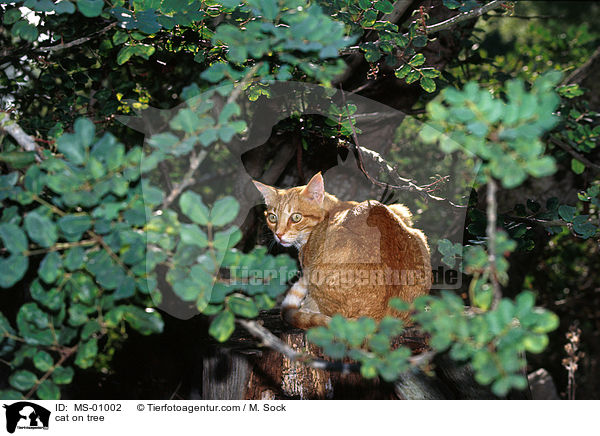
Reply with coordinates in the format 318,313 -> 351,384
275,232 -> 283,239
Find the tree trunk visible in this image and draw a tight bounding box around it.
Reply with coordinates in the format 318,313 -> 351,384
200,311 -> 531,400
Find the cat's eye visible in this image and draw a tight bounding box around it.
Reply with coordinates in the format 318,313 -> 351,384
291,213 -> 302,223
267,213 -> 277,223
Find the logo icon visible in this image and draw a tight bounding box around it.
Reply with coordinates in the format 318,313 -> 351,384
3,402 -> 50,434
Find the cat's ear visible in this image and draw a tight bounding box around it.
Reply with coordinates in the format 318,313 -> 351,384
252,180 -> 277,204
302,172 -> 324,204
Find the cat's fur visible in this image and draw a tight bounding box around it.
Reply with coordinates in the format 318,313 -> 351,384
253,172 -> 431,329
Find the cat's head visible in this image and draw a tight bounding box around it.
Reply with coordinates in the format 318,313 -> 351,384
253,172 -> 326,248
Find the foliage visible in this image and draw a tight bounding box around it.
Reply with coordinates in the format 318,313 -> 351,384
1,0 -> 598,400
419,72 -> 560,188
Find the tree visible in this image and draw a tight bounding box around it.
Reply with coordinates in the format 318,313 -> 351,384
0,0 -> 598,400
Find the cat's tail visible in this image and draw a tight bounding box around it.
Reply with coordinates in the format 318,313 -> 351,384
281,277 -> 330,329
387,203 -> 414,227
282,309 -> 331,330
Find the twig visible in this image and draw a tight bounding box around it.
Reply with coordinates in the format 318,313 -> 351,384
425,0 -> 507,34
338,89 -> 465,208
0,112 -> 42,161
486,177 -> 502,309
160,149 -> 207,209
238,319 -> 432,374
160,63 -> 261,210
561,46 -> 600,86
382,0 -> 413,24
550,137 -> 600,173
238,319 -> 358,374
23,239 -> 97,256
503,214 -> 569,228
24,345 -> 78,400
37,23 -> 117,53
340,0 -> 508,56
32,195 -> 133,277
562,322 -> 582,400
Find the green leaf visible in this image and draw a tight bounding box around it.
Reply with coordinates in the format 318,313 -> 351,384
180,224 -> 208,247
0,223 -> 28,253
405,70 -> 420,84
420,76 -> 436,93
395,64 -> 411,79
81,320 -> 101,340
362,43 -> 381,62
112,30 -> 129,45
306,326 -> 334,347
467,121 -> 488,137
572,215 -> 596,238
323,342 -> 346,359
3,9 -> 21,25
37,379 -> 60,399
388,297 -> 410,312
58,215 -> 92,241
64,246 -> 85,271
170,108 -> 201,134
9,370 -> 38,391
52,366 -> 74,384
24,165 -> 46,194
558,205 -> 576,222
16,303 -> 54,345
408,53 -> 425,67
530,310 -> 559,334
209,310 -> 235,342
75,338 -> 98,368
38,252 -> 62,284
0,151 -> 36,168
421,68 -> 441,78
57,133 -> 85,165
122,305 -> 163,335
33,350 -> 54,372
571,158 -> 585,175
527,156 -> 556,178
0,389 -> 23,400
210,196 -> 240,226
360,362 -> 378,378
25,211 -> 58,248
374,0 -> 394,13
74,117 -> 95,148
412,35 -> 428,47
228,295 -> 259,318
172,278 -> 201,302
116,46 -> 136,65
257,0 -> 278,20
77,0 -> 103,17
523,333 -> 548,353
11,20 -> 39,42
180,191 -> 210,225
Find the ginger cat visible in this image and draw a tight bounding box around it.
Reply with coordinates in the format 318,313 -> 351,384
253,172 -> 431,329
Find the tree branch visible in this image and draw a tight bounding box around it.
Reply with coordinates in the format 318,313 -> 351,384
238,319 -> 359,374
238,319 -> 432,375
37,22 -> 117,53
159,63 -> 261,210
550,137 -> 600,173
340,0 -> 508,56
338,89 -> 465,208
424,0 -> 507,35
0,112 -> 37,152
561,46 -> 600,86
160,149 -> 208,209
486,178 -> 502,309
382,0 -> 414,24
